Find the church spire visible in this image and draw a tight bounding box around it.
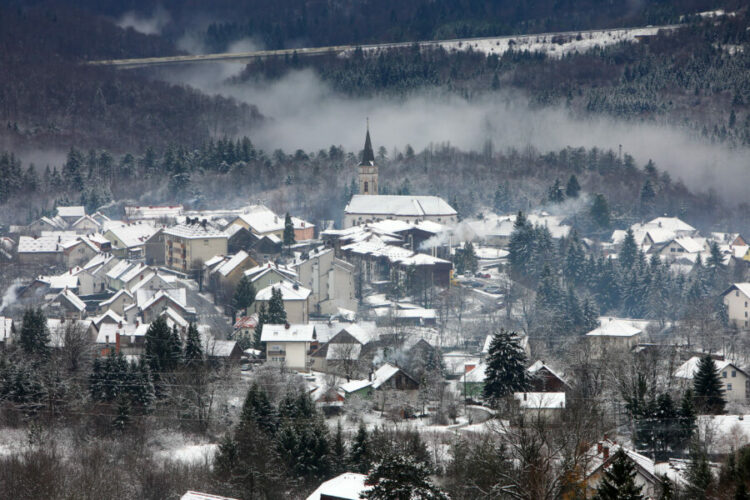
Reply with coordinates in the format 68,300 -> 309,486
361,122 -> 375,165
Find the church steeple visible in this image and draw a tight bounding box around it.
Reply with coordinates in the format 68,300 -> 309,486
361,127 -> 375,165
358,122 -> 378,195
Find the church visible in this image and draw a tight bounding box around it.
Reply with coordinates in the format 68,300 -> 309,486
343,127 -> 458,228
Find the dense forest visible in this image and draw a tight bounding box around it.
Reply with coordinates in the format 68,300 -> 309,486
0,7 -> 261,151
11,0 -> 744,49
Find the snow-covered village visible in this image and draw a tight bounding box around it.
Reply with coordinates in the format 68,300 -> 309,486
3,2 -> 750,499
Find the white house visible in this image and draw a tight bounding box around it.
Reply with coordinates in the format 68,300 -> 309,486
722,283 -> 750,329
260,323 -> 317,370
585,318 -> 647,358
254,281 -> 312,324
675,356 -> 748,402
306,472 -> 369,500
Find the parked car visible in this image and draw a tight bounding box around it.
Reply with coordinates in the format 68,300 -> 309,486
475,272 -> 491,278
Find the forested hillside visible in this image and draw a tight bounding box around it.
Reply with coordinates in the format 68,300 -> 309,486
237,14 -> 750,146
0,7 -> 261,152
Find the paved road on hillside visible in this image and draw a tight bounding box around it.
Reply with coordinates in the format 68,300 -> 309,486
88,24 -> 681,69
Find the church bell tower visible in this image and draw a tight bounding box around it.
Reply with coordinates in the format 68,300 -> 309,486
358,124 -> 378,195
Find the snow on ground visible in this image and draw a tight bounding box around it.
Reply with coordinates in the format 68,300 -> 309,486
698,414 -> 750,454
0,428 -> 28,457
347,26 -> 678,60
150,431 -> 218,465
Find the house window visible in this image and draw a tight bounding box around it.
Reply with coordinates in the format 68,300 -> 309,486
204,239 -> 209,245
364,181 -> 369,193
738,291 -> 741,297
746,302 -> 748,307
732,370 -> 737,377
728,383 -> 733,391
745,311 -> 748,318
723,371 -> 727,378
670,248 -> 676,252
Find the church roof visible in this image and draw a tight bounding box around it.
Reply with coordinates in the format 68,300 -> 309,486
360,129 -> 375,166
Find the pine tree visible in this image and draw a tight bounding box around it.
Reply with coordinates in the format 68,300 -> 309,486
493,184 -> 509,213
350,422 -> 371,473
463,242 -> 478,274
113,397 -> 131,431
332,420 -> 348,474
640,180 -> 656,215
678,389 -> 697,451
590,193 -> 611,229
254,303 -> 267,350
232,276 -> 256,319
283,212 -> 295,248
547,178 -> 565,203
239,383 -> 277,436
168,325 -> 183,369
363,454 -> 449,500
482,329 -> 529,404
619,229 -> 639,271
565,174 -> 581,198
144,316 -> 173,373
184,323 -> 203,365
686,443 -> 713,499
693,355 -> 726,414
593,449 -> 645,500
19,308 -> 50,358
267,287 -> 287,324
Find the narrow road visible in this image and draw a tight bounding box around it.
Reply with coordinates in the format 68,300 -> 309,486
88,24 -> 681,69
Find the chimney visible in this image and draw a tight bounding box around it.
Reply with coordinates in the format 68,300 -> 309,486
368,370 -> 373,381
523,393 -> 527,401
597,442 -> 603,454
118,321 -> 123,328
115,332 -> 121,354
603,447 -> 609,460
105,334 -> 109,344
285,322 -> 290,329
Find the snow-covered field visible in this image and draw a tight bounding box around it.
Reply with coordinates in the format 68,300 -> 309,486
698,414 -> 750,454
345,25 -> 680,60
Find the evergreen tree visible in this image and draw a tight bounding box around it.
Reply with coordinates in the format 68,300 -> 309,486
462,241 -> 478,274
350,422 -> 371,473
508,211 -> 534,280
565,174 -> 581,198
593,449 -> 645,500
693,355 -> 726,414
232,276 -> 256,319
483,329 -> 529,404
640,180 -> 656,215
266,287 -> 287,324
113,397 -> 131,431
254,303 -> 267,350
283,212 -> 296,248
590,193 -> 611,229
184,323 -> 203,365
547,178 -> 565,203
363,454 -> 449,500
686,443 -> 713,499
19,307 -> 49,358
239,383 -> 277,436
493,183 -> 510,213
144,316 -> 175,373
678,390 -> 697,450
619,229 -> 639,271
332,420 -> 348,474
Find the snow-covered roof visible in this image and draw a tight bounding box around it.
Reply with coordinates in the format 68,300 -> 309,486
56,206 -> 85,218
119,263 -> 150,284
234,315 -> 258,329
674,356 -> 745,379
255,281 -> 311,301
722,283 -> 750,298
181,491 -> 238,500
527,360 -> 566,384
206,339 -> 238,357
670,236 -> 705,254
514,392 -> 566,409
260,324 -> 316,342
643,216 -> 695,233
371,363 -> 404,389
18,235 -> 62,253
55,289 -> 86,311
345,195 -> 457,217
464,362 -> 486,383
340,379 -> 373,393
37,273 -> 80,290
215,251 -> 251,277
106,260 -> 135,280
244,262 -> 297,281
235,206 -> 284,234
305,472 -> 368,500
124,205 -> 183,219
105,222 -> 158,248
160,307 -> 189,329
164,221 -> 227,239
585,318 -> 643,337
393,308 -> 437,319
92,310 -> 126,327
291,216 -> 314,231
